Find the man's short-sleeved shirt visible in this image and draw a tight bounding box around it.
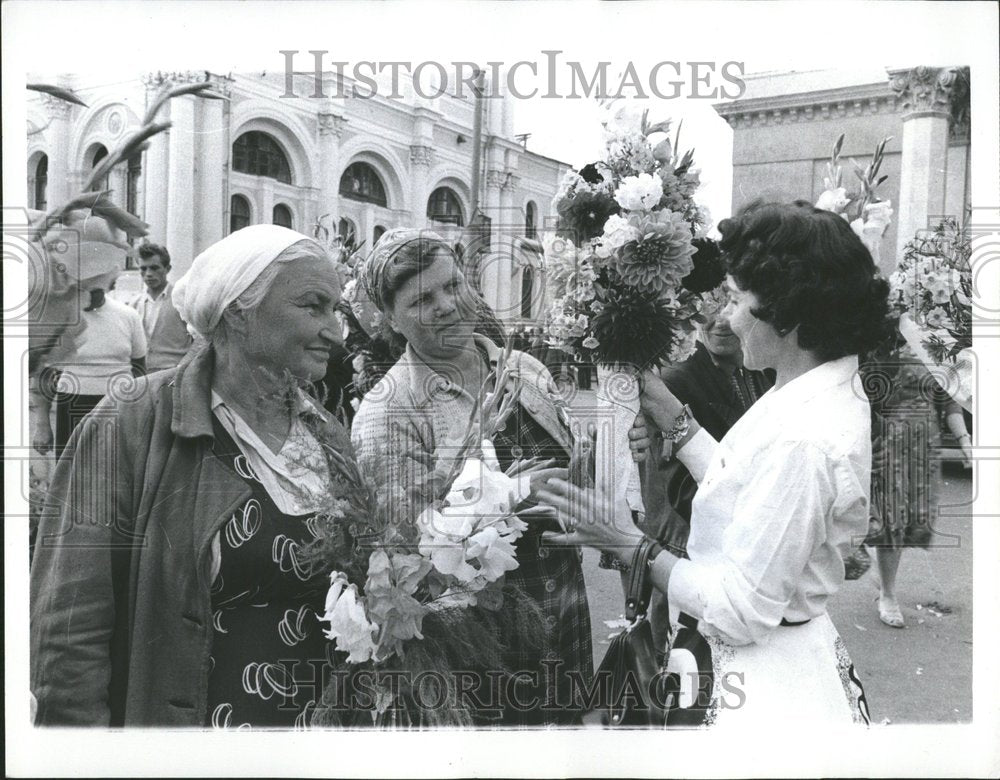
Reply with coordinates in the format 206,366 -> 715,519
55,298 -> 147,396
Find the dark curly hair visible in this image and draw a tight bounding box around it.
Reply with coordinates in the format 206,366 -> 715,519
137,241 -> 171,267
718,200 -> 892,362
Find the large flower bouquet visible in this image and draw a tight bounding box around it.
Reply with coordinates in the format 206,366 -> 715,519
889,217 -> 972,361
297,345 -> 548,726
542,109 -> 715,507
543,110 -> 713,370
888,216 -> 973,410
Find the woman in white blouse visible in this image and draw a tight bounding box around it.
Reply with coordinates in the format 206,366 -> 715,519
538,201 -> 891,726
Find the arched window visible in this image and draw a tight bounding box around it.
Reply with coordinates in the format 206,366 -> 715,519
339,162 -> 387,207
525,201 -> 537,239
272,203 -> 293,229
232,131 -> 292,184
89,144 -> 110,191
427,187 -> 464,227
520,266 -> 535,319
126,152 -> 141,217
338,217 -> 357,246
230,194 -> 251,233
373,225 -> 387,244
32,154 -> 48,211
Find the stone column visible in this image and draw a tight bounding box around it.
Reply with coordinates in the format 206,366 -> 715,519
140,74 -> 173,247
409,144 -> 434,227
318,112 -> 347,234
166,94 -> 196,273
41,96 -> 74,208
192,75 -> 232,257
258,179 -> 275,229
411,107 -> 438,223
889,66 -> 963,265
360,203 -> 376,248
497,172 -> 520,320
480,169 -> 506,315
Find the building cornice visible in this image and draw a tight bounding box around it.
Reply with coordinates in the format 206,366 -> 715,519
714,81 -> 900,129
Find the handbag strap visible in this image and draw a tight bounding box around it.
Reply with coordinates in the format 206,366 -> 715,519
624,537 -> 656,621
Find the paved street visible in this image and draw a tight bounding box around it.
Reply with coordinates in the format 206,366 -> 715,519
570,390 -> 974,725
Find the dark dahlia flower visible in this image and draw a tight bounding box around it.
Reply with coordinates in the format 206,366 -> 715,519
614,210 -> 695,293
590,288 -> 680,369
578,162 -> 607,185
682,237 -> 725,293
557,188 -> 620,242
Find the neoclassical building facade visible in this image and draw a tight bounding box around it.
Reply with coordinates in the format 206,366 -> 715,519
713,66 -> 970,276
26,70 -> 569,324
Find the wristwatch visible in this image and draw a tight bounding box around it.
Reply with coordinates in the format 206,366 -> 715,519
646,540 -> 665,568
664,404 -> 692,444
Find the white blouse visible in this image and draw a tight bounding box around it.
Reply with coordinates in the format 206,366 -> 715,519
668,355 -> 872,646
211,390 -> 331,515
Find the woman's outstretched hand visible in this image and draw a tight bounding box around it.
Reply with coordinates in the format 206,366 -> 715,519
535,478 -> 642,556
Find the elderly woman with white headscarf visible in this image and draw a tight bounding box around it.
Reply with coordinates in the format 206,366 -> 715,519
31,226 -> 351,728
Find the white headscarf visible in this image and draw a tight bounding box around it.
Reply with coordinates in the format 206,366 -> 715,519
173,225 -> 309,339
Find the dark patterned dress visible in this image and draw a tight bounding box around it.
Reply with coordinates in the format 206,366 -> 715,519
205,420 -> 330,730
491,393 -> 594,726
862,349 -> 939,549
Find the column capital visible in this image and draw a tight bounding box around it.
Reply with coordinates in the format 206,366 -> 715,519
502,173 -> 520,192
888,66 -> 962,119
41,94 -> 74,120
318,113 -> 347,138
206,73 -> 235,99
409,144 -> 435,168
142,70 -> 210,92
486,169 -> 507,190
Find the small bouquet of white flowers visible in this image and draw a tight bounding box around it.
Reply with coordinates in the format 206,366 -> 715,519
298,345 -> 550,726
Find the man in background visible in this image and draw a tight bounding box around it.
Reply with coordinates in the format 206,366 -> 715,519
132,243 -> 192,372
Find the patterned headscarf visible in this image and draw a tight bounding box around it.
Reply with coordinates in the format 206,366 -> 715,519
173,225 -> 312,339
359,227 -> 453,312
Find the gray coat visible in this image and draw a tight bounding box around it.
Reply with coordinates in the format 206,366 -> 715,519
30,343 -> 352,726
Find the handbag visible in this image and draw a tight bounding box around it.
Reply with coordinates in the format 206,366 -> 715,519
661,612 -> 715,726
584,538 -> 667,727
